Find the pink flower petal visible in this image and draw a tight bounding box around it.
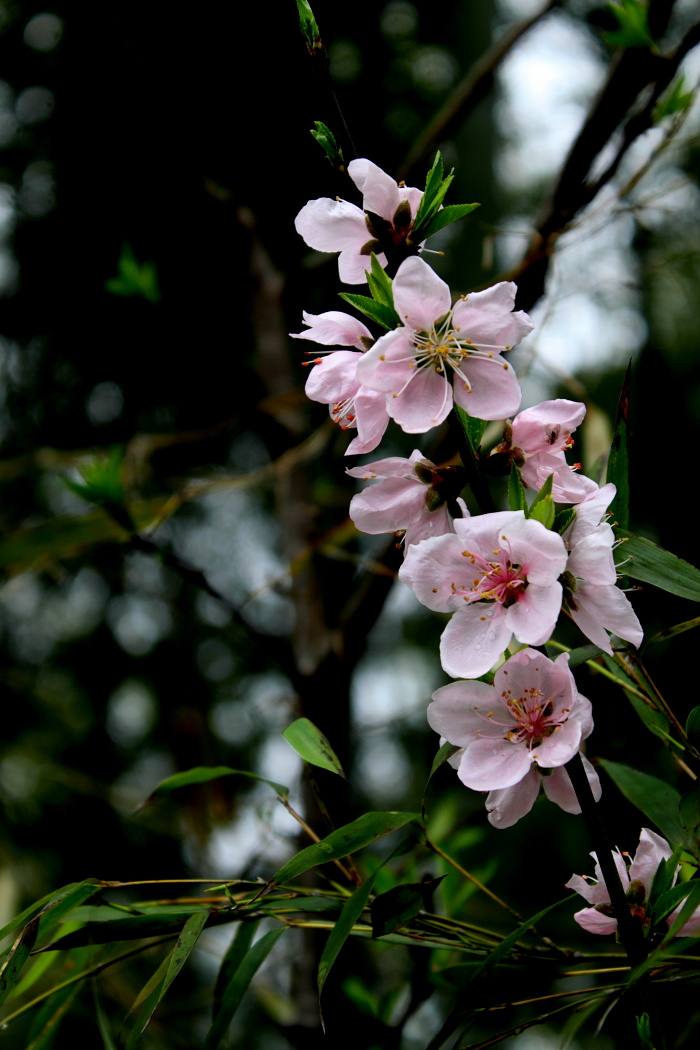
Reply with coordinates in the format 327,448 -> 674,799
295,198 -> 368,252
459,735 -> 533,791
392,257 -> 452,332
452,354 -> 522,420
451,282 -> 534,347
485,768 -> 541,828
440,603 -> 512,679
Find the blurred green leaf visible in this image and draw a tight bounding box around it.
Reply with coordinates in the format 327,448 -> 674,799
204,927 -> 287,1049
271,811 -> 419,886
0,916 -> 40,1007
282,717 -> 346,777
140,766 -> 289,808
339,291 -> 399,330
604,0 -> 653,48
607,362 -> 631,530
371,876 -> 445,938
318,874 -> 376,996
599,759 -> 683,844
25,979 -> 80,1050
653,75 -> 693,123
105,243 -> 160,303
508,464 -> 528,514
213,920 -> 259,1023
63,446 -> 126,509
648,615 -> 700,646
0,880 -> 100,949
686,706 -> 700,750
614,530 -> 700,602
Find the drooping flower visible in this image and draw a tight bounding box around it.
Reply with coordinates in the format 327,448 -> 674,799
356,257 -> 530,431
399,510 -> 567,678
347,450 -> 468,549
290,310 -> 391,455
495,399 -> 598,504
562,521 -> 643,655
567,828 -> 700,937
429,648 -> 600,828
294,159 -> 423,284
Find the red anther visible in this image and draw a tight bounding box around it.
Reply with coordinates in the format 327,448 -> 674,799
346,414 -> 355,422
573,462 -> 582,470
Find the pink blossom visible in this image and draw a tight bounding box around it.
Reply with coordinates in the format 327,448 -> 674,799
347,450 -> 467,548
294,159 -> 423,284
567,828 -> 700,937
356,257 -> 530,431
399,510 -> 567,678
429,648 -> 599,828
290,310 -> 391,455
563,522 -> 643,655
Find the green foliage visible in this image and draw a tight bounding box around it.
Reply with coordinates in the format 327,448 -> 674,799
529,473 -> 555,529
599,759 -> 683,845
553,507 -> 576,535
140,765 -> 290,806
62,447 -> 126,510
410,152 -> 479,246
604,0 -> 654,49
318,874 -> 376,995
310,120 -> 344,168
270,811 -> 419,886
282,717 -> 346,777
508,463 -> 528,514
105,243 -> 160,303
653,75 -> 694,123
365,252 -> 394,309
295,0 -> 321,51
204,927 -> 287,1049
614,530 -> 700,602
338,291 -> 399,330
370,877 -> 444,938
686,705 -> 700,750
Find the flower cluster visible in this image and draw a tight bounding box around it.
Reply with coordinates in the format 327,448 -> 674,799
292,157 -> 644,836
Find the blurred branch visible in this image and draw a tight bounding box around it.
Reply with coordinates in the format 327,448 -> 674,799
398,0 -> 563,181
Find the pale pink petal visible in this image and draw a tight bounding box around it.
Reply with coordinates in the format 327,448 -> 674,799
348,158 -> 401,220
566,874 -> 607,906
357,329 -> 416,393
486,768 -> 541,828
399,531 -> 477,612
505,582 -> 563,646
511,400 -> 587,454
500,516 -> 569,585
427,680 -> 506,746
563,483 -> 617,547
404,504 -> 456,546
440,603 -> 512,678
546,758 -> 601,815
338,248 -> 386,285
629,829 -> 672,897
567,528 -> 617,586
572,907 -> 619,936
346,450 -> 425,480
392,257 -> 452,331
388,364 -> 454,433
570,583 -> 643,652
534,718 -> 583,767
349,477 -> 427,534
295,198 -> 368,252
305,351 -> 360,403
347,388 -> 391,454
290,310 -> 372,348
452,355 -> 522,420
458,735 -> 532,791
451,282 -> 534,347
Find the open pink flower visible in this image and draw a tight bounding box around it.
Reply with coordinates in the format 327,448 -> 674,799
294,159 -> 423,284
357,257 -> 530,431
399,510 -> 567,678
347,450 -> 467,549
567,828 -> 700,937
290,310 -> 391,455
429,648 -> 599,828
506,399 -> 597,503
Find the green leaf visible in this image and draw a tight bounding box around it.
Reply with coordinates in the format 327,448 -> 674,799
203,927 -> 286,1049
295,0 -> 321,49
606,363 -> 631,531
38,909 -> 215,951
626,692 -> 670,744
140,765 -> 289,808
213,920 -> 259,1021
365,253 -> 394,308
508,464 -> 528,514
0,880 -> 100,948
455,405 -> 487,452
271,811 -> 419,887
687,706 -> 700,750
412,152 -> 445,231
604,0 -> 654,48
124,910 -> 208,1048
680,784 -> 700,847
648,615 -> 700,646
418,202 -> 480,240
425,894 -> 577,1050
529,496 -> 554,529
338,292 -> 399,330
63,446 -> 126,509
429,741 -> 460,781
553,507 -> 576,535
652,877 -> 699,927
660,878 -> 700,942
310,121 -> 344,168
318,874 -> 376,996
614,530 -> 700,602
93,985 -> 119,1050
25,979 -> 80,1050
371,877 -> 445,938
636,1012 -> 654,1049
282,718 -> 346,778
562,643 -> 604,668
105,243 -> 160,303
0,916 -> 40,1008
598,759 -> 683,845
653,75 -> 693,123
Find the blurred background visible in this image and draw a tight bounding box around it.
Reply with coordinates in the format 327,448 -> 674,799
0,0 -> 700,1046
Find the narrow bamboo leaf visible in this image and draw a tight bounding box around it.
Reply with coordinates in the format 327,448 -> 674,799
660,878 -> 700,941
271,811 -> 419,887
455,405 -> 487,452
39,908 -> 216,950
203,927 -> 286,1050
606,363 -> 631,531
649,615 -> 700,645
124,911 -> 208,1048
508,464 -> 528,514
365,253 -> 394,308
318,874 -> 376,996
564,643 -> 604,668
429,741 -> 460,781
626,693 -> 670,743
371,877 -> 445,938
413,152 -> 444,229
281,718 -> 345,778
124,954 -> 171,1050
140,766 -> 288,808
418,202 -> 480,240
0,916 -> 40,1007
338,292 -> 399,330
652,878 -> 700,926
93,984 -> 119,1050
614,530 -> 700,602
213,920 -> 259,1021
598,759 -> 683,845
0,880 -> 100,946
25,980 -> 80,1050
680,784 -> 700,845
425,894 -> 576,1050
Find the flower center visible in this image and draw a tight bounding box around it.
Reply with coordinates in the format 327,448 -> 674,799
456,545 -> 527,608
503,688 -> 555,747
